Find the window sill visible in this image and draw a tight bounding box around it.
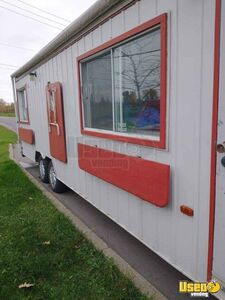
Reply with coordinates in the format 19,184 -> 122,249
19,120 -> 30,125
81,128 -> 165,149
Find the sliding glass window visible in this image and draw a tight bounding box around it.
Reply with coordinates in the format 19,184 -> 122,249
17,88 -> 29,123
113,28 -> 160,136
79,22 -> 164,143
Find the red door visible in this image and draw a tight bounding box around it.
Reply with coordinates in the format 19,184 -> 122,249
46,82 -> 67,163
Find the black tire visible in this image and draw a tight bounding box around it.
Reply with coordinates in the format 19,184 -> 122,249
38,157 -> 49,183
48,161 -> 67,193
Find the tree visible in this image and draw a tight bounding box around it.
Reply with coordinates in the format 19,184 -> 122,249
0,99 -> 6,106
114,31 -> 160,102
0,99 -> 15,114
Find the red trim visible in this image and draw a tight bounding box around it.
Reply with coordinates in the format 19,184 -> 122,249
77,14 -> 167,61
78,143 -> 170,207
18,127 -> 35,144
77,13 -> 167,149
75,0 -> 138,47
207,0 -> 221,281
77,61 -> 83,136
16,85 -> 30,125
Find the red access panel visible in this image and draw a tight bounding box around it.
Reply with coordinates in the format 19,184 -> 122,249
78,143 -> 170,207
46,82 -> 67,163
18,127 -> 35,144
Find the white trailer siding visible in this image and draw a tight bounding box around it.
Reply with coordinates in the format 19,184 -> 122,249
15,0 -> 216,281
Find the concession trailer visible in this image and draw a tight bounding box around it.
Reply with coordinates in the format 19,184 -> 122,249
11,0 -> 225,296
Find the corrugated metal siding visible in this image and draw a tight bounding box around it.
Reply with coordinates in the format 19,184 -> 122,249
16,0 -> 215,281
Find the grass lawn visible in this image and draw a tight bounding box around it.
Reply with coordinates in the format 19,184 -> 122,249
0,112 -> 15,117
0,126 -> 150,300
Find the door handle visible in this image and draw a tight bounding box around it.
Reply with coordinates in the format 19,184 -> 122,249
49,122 -> 60,136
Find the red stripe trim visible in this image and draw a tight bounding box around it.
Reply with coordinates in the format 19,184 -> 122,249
77,13 -> 167,61
207,0 -> 221,281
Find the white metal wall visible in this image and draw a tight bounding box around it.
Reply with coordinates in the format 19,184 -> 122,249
17,0 -> 216,281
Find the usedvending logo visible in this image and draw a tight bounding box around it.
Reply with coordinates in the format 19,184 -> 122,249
179,280 -> 221,297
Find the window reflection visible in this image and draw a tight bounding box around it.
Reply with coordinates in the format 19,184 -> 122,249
113,28 -> 160,136
18,89 -> 28,122
81,26 -> 161,138
81,51 -> 113,131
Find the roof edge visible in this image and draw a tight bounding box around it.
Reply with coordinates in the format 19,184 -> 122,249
11,0 -> 129,78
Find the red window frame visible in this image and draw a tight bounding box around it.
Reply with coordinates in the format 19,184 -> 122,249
16,85 -> 30,124
77,13 -> 167,149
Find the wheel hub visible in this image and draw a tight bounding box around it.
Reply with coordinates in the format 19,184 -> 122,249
49,165 -> 57,188
39,160 -> 45,179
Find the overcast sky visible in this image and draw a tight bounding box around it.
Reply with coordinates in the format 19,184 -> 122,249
0,0 -> 97,102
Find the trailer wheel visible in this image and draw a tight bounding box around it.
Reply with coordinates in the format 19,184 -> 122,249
48,161 -> 67,193
38,157 -> 49,183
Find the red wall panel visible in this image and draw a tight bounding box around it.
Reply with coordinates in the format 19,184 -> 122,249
78,143 -> 170,207
18,127 -> 35,144
46,82 -> 67,163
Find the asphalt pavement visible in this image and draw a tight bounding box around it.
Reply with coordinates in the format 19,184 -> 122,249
0,116 -> 17,132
